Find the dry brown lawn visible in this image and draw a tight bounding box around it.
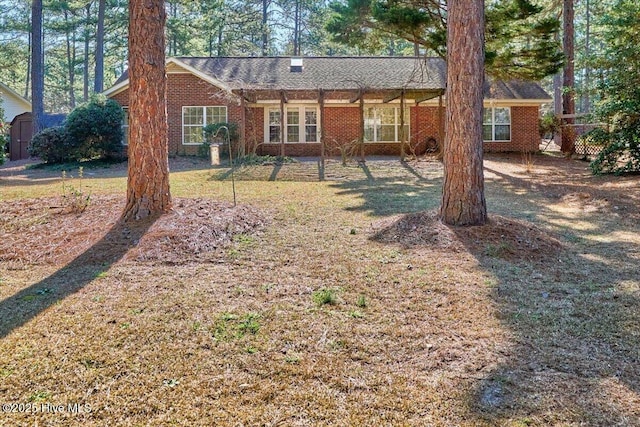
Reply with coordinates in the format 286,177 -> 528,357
0,153 -> 638,426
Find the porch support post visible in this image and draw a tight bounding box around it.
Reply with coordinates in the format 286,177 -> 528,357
239,89 -> 246,157
319,89 -> 325,168
400,89 -> 406,160
280,90 -> 286,157
359,90 -> 365,162
438,93 -> 444,158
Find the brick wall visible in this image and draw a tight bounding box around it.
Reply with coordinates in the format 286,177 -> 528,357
111,74 -> 243,156
484,106 -> 540,153
411,106 -> 443,154
323,106 -> 361,156
109,75 -> 541,157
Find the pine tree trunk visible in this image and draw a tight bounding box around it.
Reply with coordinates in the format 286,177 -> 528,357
293,0 -> 300,56
561,0 -> 576,154
31,0 -> 44,134
440,0 -> 487,226
121,0 -> 172,222
94,0 -> 105,93
84,4 -> 90,102
64,9 -> 76,109
262,0 -> 268,56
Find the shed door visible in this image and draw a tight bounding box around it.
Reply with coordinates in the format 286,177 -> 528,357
10,116 -> 33,160
19,120 -> 32,159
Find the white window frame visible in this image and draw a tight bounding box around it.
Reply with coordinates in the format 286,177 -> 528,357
122,107 -> 129,146
364,106 -> 410,143
483,107 -> 511,142
264,105 -> 319,144
182,106 -> 228,145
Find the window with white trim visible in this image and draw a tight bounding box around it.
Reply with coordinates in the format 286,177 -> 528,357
483,107 -> 511,141
182,106 -> 227,145
122,107 -> 129,145
266,106 -> 318,143
364,106 -> 409,142
268,109 -> 281,143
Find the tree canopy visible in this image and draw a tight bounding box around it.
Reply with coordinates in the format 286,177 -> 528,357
588,0 -> 640,174
327,0 -> 564,80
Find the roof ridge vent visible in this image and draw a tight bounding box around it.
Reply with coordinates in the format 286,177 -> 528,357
290,57 -> 303,72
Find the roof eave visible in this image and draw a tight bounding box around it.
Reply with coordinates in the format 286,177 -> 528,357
484,98 -> 552,105
102,57 -> 235,98
0,82 -> 32,109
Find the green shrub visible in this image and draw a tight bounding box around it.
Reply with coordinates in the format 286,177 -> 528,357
65,95 -> 125,161
538,111 -> 561,140
0,125 -> 7,165
204,122 -> 239,158
28,126 -> 75,163
203,122 -> 238,144
28,96 -> 125,164
589,117 -> 640,175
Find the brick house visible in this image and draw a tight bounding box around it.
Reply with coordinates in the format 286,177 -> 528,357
103,56 -> 550,157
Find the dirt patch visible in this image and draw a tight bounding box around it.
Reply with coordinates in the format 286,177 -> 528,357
0,195 -> 267,266
372,210 -> 564,264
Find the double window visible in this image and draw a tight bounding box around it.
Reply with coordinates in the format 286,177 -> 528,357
182,106 -> 227,145
267,106 -> 318,143
483,107 -> 511,141
364,106 -> 409,142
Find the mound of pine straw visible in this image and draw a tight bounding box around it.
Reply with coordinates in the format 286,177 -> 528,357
0,195 -> 267,266
372,210 -> 564,264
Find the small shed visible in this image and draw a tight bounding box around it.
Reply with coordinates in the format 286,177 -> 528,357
9,112 -> 32,161
8,113 -> 66,161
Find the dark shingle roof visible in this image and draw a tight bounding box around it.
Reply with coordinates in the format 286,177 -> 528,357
176,56 -> 446,91
111,56 -> 550,100
484,78 -> 550,100
42,113 -> 66,128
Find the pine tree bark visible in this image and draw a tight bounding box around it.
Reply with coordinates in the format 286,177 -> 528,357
94,0 -> 105,93
561,0 -> 576,154
262,0 -> 268,56
83,4 -> 90,102
64,9 -> 76,109
31,0 -> 44,134
440,0 -> 487,226
121,0 -> 172,222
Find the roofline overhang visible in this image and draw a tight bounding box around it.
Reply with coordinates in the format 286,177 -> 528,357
0,82 -> 32,109
102,57 -> 235,98
484,98 -> 552,106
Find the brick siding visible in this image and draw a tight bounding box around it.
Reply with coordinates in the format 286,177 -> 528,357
109,75 -> 542,157
483,106 -> 540,153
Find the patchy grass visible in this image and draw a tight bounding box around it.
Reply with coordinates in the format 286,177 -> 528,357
0,153 -> 639,425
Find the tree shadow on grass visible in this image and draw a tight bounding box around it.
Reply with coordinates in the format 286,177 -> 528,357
0,217 -> 157,340
461,229 -> 640,424
368,160 -> 640,423
466,164 -> 640,424
331,176 -> 442,216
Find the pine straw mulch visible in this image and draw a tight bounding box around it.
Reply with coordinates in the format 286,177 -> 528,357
372,210 -> 564,264
0,195 -> 268,267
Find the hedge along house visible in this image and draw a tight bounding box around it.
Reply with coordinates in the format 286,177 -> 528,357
103,56 -> 550,158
